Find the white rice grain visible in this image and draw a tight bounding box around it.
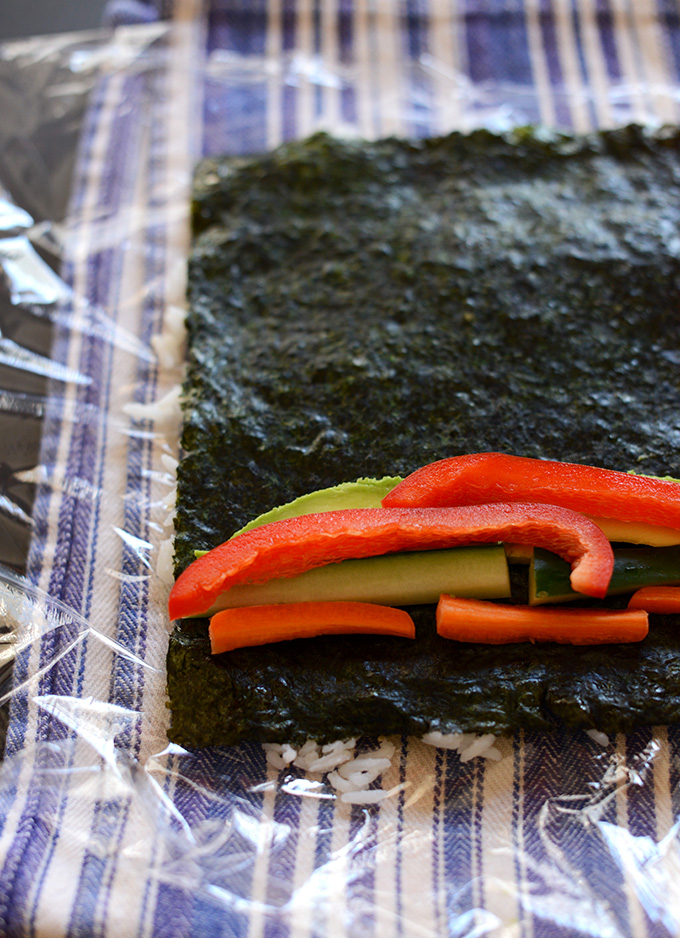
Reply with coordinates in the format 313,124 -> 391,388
293,738 -> 358,772
124,384 -> 182,440
264,742 -> 298,769
586,728 -> 610,747
306,748 -> 355,774
421,730 -> 465,751
340,788 -> 390,805
266,730 -> 503,804
161,453 -> 179,474
480,745 -> 503,761
326,770 -> 356,793
322,738 -> 357,753
156,537 -> 175,587
340,781 -> 407,805
337,755 -> 392,781
422,730 -> 503,761
151,303 -> 187,369
458,734 -> 498,762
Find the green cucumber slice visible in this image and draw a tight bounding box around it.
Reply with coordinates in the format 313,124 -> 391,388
201,544 -> 511,616
529,546 -> 680,605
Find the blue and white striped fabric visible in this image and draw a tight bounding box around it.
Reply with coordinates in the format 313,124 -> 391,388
2,1 -> 680,936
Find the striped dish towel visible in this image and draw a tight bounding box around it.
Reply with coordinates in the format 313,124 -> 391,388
1,2 -> 680,936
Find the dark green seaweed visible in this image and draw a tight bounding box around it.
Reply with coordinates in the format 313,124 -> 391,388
167,602 -> 680,747
169,124 -> 680,745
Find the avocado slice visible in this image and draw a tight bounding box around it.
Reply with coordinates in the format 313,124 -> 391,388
231,476 -> 403,537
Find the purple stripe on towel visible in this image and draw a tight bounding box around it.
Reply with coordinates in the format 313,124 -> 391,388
441,748 -> 478,917
282,0 -> 298,140
261,779 -> 305,938
71,56 -> 180,927
405,0 -> 428,59
569,1 -> 599,128
656,0 -> 680,82
309,795 -> 337,937
0,238 -> 117,933
594,0 -> 622,82
345,802 -> 379,936
313,0 -> 324,120
282,83 -> 298,143
282,0 -> 296,51
203,0 -> 270,154
34,82 -> 151,937
0,68 -> 148,937
394,736 -> 409,930
669,725 -> 680,826
205,80 -> 270,155
23,49 -> 98,596
624,728 -> 661,841
336,0 -> 357,129
590,0 -> 637,124
404,0 -> 435,138
534,0 -> 574,128
511,732 -> 529,938
208,0 -> 268,54
150,745 -> 266,938
463,0 -> 540,124
338,0 -> 353,63
431,744 -> 446,936
520,729 -> 630,938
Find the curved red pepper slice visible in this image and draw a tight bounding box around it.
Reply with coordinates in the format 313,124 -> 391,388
382,452 -> 680,529
168,503 -> 614,619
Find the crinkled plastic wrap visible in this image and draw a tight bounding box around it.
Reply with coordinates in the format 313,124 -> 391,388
1,3 -> 680,936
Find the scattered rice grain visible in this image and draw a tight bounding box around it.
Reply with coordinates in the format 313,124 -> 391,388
322,739 -> 356,754
422,730 -> 504,761
151,304 -> 187,369
264,742 -> 297,769
124,384 -> 182,440
458,733 -> 498,762
337,756 -> 391,781
156,538 -> 175,587
161,453 -> 179,474
326,770 -> 355,793
480,745 -> 503,761
341,788 -> 390,805
421,730 -> 464,751
264,730 -> 503,804
306,749 -> 354,774
586,728 -> 610,747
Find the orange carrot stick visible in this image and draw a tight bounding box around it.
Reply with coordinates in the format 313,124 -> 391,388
436,594 -> 648,645
209,601 -> 416,653
627,586 -> 680,614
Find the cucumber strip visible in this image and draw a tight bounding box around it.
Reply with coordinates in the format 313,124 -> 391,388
200,544 -> 511,617
529,545 -> 680,605
587,515 -> 680,547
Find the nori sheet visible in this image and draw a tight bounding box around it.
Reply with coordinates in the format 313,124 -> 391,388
168,124 -> 680,746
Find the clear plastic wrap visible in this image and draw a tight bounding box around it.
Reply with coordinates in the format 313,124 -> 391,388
1,3 -> 680,936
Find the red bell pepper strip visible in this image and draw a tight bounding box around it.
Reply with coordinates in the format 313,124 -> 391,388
382,452 -> 680,529
168,504 -> 614,619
